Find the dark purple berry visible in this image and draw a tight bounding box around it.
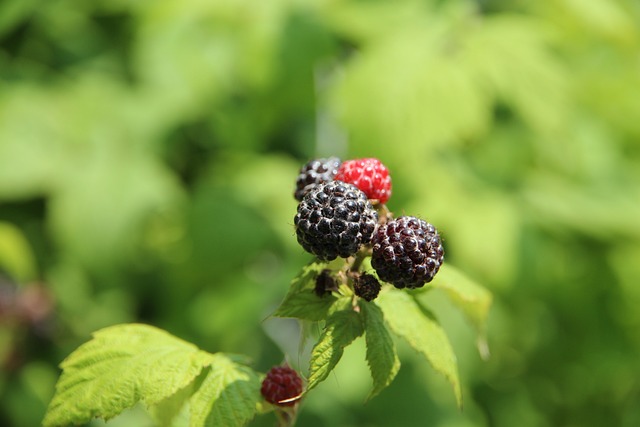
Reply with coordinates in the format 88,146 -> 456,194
371,216 -> 444,289
261,366 -> 303,406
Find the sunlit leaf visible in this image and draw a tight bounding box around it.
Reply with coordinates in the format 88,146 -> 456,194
307,308 -> 364,391
189,354 -> 262,427
430,265 -> 492,331
428,265 -> 492,359
360,302 -> 400,400
148,381 -> 197,427
377,289 -> 462,407
43,324 -> 215,427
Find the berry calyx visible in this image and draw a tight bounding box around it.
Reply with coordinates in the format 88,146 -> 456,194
294,181 -> 378,261
354,273 -> 381,302
294,157 -> 341,201
261,366 -> 304,407
335,158 -> 392,204
371,216 -> 444,289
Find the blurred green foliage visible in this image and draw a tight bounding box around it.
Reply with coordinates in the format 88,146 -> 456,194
1,0 -> 639,426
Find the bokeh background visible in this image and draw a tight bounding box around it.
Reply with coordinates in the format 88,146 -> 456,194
1,0 -> 640,426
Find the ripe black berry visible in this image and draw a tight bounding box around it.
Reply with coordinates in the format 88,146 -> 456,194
294,157 -> 341,201
294,181 -> 378,261
371,216 -> 444,289
261,366 -> 303,406
354,273 -> 381,302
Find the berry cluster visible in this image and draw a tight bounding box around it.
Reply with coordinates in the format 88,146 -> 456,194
292,156 -> 444,298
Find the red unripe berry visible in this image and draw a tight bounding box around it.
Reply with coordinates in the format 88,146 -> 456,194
335,158 -> 392,204
261,366 -> 304,406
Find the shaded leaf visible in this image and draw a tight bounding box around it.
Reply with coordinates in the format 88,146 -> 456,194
273,262 -> 337,321
273,289 -> 338,322
360,301 -> 400,400
149,380 -> 198,427
377,289 -> 462,407
43,324 -> 215,427
190,354 -> 262,427
307,308 -> 364,391
288,261 -> 326,294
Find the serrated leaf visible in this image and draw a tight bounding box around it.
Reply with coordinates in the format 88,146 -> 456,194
377,290 -> 462,407
43,324 -> 215,427
306,309 -> 364,391
433,264 -> 492,315
360,302 -> 400,400
148,380 -> 197,427
429,264 -> 492,358
189,354 -> 262,427
273,262 -> 337,321
289,261 -> 327,294
274,289 -> 338,321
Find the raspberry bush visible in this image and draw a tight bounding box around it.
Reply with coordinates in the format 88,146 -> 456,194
43,156 -> 491,427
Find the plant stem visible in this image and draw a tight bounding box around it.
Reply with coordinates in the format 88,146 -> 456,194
275,406 -> 298,427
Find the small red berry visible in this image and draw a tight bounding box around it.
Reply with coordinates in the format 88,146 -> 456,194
335,158 -> 392,204
261,366 -> 304,406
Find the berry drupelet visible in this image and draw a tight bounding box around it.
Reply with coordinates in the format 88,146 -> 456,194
294,157 -> 341,202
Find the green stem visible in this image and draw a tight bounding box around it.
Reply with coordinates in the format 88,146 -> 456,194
275,405 -> 299,427
350,247 -> 371,274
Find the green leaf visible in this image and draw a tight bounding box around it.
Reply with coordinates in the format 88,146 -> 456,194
274,289 -> 338,321
273,262 -> 337,321
377,290 -> 462,407
429,264 -> 492,358
307,308 -> 364,391
148,381 -> 197,427
360,302 -> 400,400
189,354 -> 262,427
43,324 -> 215,427
285,261 -> 326,294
